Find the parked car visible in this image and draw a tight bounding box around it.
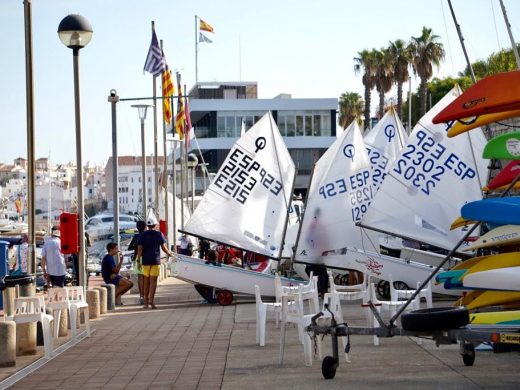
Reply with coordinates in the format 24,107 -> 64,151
85,213 -> 140,242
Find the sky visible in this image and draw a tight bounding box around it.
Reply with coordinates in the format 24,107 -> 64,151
1,0 -> 519,167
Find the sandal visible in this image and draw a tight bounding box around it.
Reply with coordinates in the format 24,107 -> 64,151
150,302 -> 158,310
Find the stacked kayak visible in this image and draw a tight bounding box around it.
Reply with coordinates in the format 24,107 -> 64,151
433,71 -> 520,325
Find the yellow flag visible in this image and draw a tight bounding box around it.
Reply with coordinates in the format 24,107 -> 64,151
199,18 -> 214,33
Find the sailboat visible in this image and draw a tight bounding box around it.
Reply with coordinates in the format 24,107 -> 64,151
173,112 -> 300,301
294,86 -> 488,295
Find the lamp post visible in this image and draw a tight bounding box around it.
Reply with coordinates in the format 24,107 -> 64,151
132,104 -> 153,220
58,14 -> 93,288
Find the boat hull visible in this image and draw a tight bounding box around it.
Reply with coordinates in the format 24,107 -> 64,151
463,266 -> 520,292
173,254 -> 300,297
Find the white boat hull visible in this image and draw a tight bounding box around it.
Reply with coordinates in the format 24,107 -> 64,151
463,266 -> 520,291
173,254 -> 301,297
316,247 -> 456,295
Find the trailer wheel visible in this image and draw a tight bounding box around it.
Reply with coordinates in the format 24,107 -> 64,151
401,307 -> 469,332
376,280 -> 390,299
462,344 -> 475,366
216,290 -> 233,306
321,356 -> 338,379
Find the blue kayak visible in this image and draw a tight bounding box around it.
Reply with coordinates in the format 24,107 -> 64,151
435,269 -> 466,290
461,197 -> 520,225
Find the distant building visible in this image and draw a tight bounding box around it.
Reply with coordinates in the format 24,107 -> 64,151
105,156 -> 165,214
187,81 -> 338,193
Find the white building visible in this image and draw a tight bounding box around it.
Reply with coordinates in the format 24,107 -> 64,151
105,156 -> 165,214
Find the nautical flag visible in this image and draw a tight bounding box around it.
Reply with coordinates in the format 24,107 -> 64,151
199,32 -> 213,43
143,29 -> 167,76
162,69 -> 174,125
175,74 -> 186,140
199,18 -> 214,33
184,98 -> 192,151
240,118 -> 246,137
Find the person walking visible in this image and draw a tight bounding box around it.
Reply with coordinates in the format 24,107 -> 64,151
128,220 -> 146,304
41,226 -> 66,287
179,234 -> 193,256
101,242 -> 133,306
136,216 -> 173,309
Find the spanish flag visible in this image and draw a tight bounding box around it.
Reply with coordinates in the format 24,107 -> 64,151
199,18 -> 214,33
175,74 -> 186,140
162,69 -> 174,125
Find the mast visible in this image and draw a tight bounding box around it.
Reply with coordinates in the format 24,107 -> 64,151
447,0 -> 476,83
499,0 -> 520,69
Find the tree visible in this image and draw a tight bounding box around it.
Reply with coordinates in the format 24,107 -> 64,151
354,49 -> 377,130
338,92 -> 363,129
428,76 -> 472,104
388,39 -> 412,119
410,27 -> 445,116
373,48 -> 394,119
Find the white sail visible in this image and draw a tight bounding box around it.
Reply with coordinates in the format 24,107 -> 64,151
363,106 -> 408,194
183,112 -> 295,258
294,121 -> 373,263
360,86 -> 488,250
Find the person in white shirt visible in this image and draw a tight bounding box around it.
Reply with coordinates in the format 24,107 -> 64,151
41,226 -> 66,287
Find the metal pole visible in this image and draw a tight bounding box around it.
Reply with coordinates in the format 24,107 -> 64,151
108,89 -> 120,248
160,40 -> 169,246
408,77 -> 412,134
172,139 -> 177,249
447,0 -> 476,83
195,15 -> 198,85
72,48 -> 86,288
141,119 -> 148,220
499,0 -> 520,69
153,77 -> 159,215
23,0 -> 36,275
191,166 -> 195,212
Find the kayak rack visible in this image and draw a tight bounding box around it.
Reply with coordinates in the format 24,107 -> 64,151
306,303 -> 520,379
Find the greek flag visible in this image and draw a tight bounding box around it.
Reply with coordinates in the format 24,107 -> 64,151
143,29 -> 167,76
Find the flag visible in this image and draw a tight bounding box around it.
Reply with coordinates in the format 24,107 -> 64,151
199,18 -> 214,33
143,29 -> 167,76
162,69 -> 174,125
184,98 -> 193,152
175,74 -> 186,140
14,197 -> 23,214
199,32 -> 213,43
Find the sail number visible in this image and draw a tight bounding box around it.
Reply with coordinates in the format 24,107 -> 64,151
392,129 -> 476,195
213,147 -> 283,204
317,170 -> 372,222
366,146 -> 389,189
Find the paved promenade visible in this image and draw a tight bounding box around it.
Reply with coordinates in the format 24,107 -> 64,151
2,276 -> 520,389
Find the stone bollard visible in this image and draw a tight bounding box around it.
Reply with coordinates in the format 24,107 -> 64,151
17,322 -> 37,356
101,284 -> 116,311
161,263 -> 166,280
0,321 -> 16,367
58,308 -> 69,337
93,287 -> 107,315
86,289 -> 100,319
129,274 -> 140,294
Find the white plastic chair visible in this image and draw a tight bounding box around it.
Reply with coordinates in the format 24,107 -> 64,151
65,286 -> 91,340
326,271 -> 367,303
279,284 -> 322,366
365,281 -> 416,346
6,296 -> 54,358
389,275 -> 432,310
46,287 -> 70,338
254,285 -> 282,347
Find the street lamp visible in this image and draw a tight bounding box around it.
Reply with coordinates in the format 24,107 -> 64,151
132,104 -> 153,220
58,14 -> 93,288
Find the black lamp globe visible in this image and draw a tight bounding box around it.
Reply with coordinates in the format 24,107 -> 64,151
57,14 -> 93,49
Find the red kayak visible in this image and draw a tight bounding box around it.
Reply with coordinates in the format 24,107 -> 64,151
432,70 -> 520,124
484,160 -> 520,191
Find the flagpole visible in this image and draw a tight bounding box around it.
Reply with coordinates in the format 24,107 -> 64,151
160,39 -> 169,247
176,71 -> 185,231
150,21 -> 160,218
195,15 -> 198,86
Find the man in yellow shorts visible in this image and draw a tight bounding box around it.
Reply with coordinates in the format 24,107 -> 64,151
136,216 -> 173,309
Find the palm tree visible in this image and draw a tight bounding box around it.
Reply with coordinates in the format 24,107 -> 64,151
354,49 -> 377,130
338,92 -> 363,129
373,48 -> 394,119
388,39 -> 412,119
410,27 -> 445,116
